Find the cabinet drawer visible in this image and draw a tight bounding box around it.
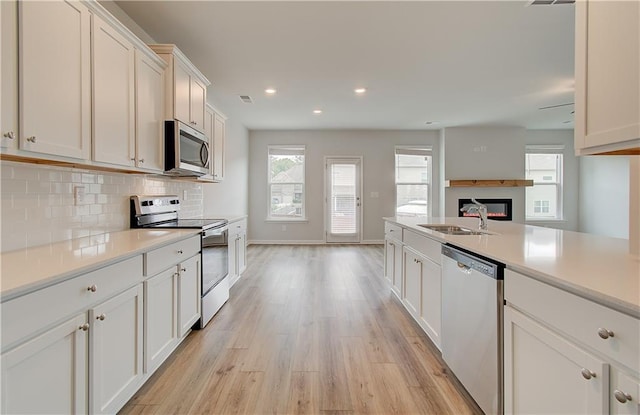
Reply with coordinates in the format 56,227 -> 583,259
505,269 -> 640,372
144,235 -> 200,276
403,230 -> 441,264
385,222 -> 402,241
229,219 -> 246,237
1,256 -> 142,351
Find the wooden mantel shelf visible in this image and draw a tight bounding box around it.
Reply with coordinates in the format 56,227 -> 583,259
445,179 -> 534,188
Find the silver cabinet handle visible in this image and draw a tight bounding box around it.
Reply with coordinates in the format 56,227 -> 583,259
130,158 -> 136,161
177,250 -> 183,254
597,328 -> 614,339
581,368 -> 596,380
26,136 -> 36,143
96,314 -> 106,321
79,323 -> 90,331
87,285 -> 97,293
3,131 -> 15,139
614,390 -> 632,404
138,158 -> 144,163
181,267 -> 186,272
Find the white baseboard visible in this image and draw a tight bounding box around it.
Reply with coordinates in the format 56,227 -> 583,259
247,239 -> 384,246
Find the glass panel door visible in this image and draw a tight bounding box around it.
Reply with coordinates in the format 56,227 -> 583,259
325,157 -> 361,243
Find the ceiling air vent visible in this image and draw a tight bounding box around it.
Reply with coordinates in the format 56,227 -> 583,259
239,95 -> 253,104
528,0 -> 575,5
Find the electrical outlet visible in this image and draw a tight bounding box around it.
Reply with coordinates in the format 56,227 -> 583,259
74,186 -> 85,205
281,225 -> 287,231
370,191 -> 379,198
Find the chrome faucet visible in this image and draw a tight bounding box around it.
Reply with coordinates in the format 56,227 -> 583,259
460,198 -> 488,230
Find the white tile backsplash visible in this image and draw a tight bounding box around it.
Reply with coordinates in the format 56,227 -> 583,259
0,161 -> 203,252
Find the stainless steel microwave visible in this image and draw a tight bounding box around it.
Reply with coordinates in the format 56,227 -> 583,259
164,120 -> 210,176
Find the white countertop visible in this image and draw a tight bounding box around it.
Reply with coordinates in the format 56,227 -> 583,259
0,229 -> 201,302
385,216 -> 640,318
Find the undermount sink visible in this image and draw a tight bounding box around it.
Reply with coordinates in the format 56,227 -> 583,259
418,224 -> 488,235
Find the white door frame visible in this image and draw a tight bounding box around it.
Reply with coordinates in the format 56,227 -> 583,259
324,156 -> 363,243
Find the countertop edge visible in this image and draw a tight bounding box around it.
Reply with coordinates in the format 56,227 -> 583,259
1,230 -> 201,303
384,217 -> 640,320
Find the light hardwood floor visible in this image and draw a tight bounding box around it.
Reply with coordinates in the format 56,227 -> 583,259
120,245 -> 481,415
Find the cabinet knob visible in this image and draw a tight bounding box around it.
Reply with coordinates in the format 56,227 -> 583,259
79,323 -> 90,331
597,327 -> 614,339
581,368 -> 596,380
96,314 -> 106,321
177,250 -> 183,254
26,136 -> 36,143
87,285 -> 98,293
614,390 -> 632,404
3,131 -> 15,139
138,158 -> 144,163
130,158 -> 136,161
181,267 -> 186,272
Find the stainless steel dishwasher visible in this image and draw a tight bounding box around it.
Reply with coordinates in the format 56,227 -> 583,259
441,244 -> 505,415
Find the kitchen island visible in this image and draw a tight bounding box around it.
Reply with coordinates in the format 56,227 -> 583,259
384,216 -> 639,414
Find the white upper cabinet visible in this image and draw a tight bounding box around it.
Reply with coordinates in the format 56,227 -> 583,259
135,50 -> 165,172
1,0 -> 19,150
18,0 -> 91,159
575,0 -> 640,155
92,14 -> 135,167
213,111 -> 226,181
149,44 -> 211,134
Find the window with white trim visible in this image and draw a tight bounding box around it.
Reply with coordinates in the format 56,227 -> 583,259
395,147 -> 432,217
268,145 -> 305,220
525,145 -> 564,220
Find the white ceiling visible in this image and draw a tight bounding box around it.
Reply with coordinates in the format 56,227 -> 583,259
115,1 -> 575,131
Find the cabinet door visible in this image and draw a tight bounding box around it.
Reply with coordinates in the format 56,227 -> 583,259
384,239 -> 395,285
92,15 -> 135,167
144,267 -> 177,375
1,313 -> 88,414
237,232 -> 247,275
90,284 -> 144,415
392,240 -> 403,298
575,0 -> 640,153
135,50 -> 164,172
173,60 -> 191,125
178,255 -> 201,338
504,306 -> 608,415
19,0 -> 90,159
611,369 -> 640,415
190,77 -> 206,131
419,255 -> 441,349
213,112 -> 225,180
402,247 -> 421,318
203,106 -> 215,177
1,0 -> 18,150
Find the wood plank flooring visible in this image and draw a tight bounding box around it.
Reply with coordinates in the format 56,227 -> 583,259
120,245 -> 481,415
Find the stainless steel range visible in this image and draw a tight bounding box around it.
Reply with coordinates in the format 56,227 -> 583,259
130,195 -> 229,328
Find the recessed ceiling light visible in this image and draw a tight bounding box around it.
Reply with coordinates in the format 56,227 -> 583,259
265,88 -> 277,95
313,109 -> 323,114
355,88 -> 367,95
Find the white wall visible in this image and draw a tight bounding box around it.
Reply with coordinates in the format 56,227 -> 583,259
525,130 -> 579,231
202,118 -> 249,217
441,126 -> 527,223
248,130 -> 440,243
579,156 -> 630,239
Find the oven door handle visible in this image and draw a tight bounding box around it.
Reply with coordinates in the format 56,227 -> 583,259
203,226 -> 228,238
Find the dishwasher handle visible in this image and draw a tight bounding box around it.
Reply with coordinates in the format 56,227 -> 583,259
442,244 -> 504,280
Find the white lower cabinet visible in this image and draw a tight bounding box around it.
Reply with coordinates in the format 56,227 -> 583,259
1,313 -> 88,414
611,368 -> 640,415
504,306 -> 608,414
228,219 -> 247,287
402,246 -> 441,349
90,284 -> 144,415
177,254 -> 201,338
144,267 -> 177,374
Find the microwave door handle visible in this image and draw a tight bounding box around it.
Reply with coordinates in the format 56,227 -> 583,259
200,142 -> 210,168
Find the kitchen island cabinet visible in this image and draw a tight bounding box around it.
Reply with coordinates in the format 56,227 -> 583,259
228,218 -> 247,288
384,222 -> 403,298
